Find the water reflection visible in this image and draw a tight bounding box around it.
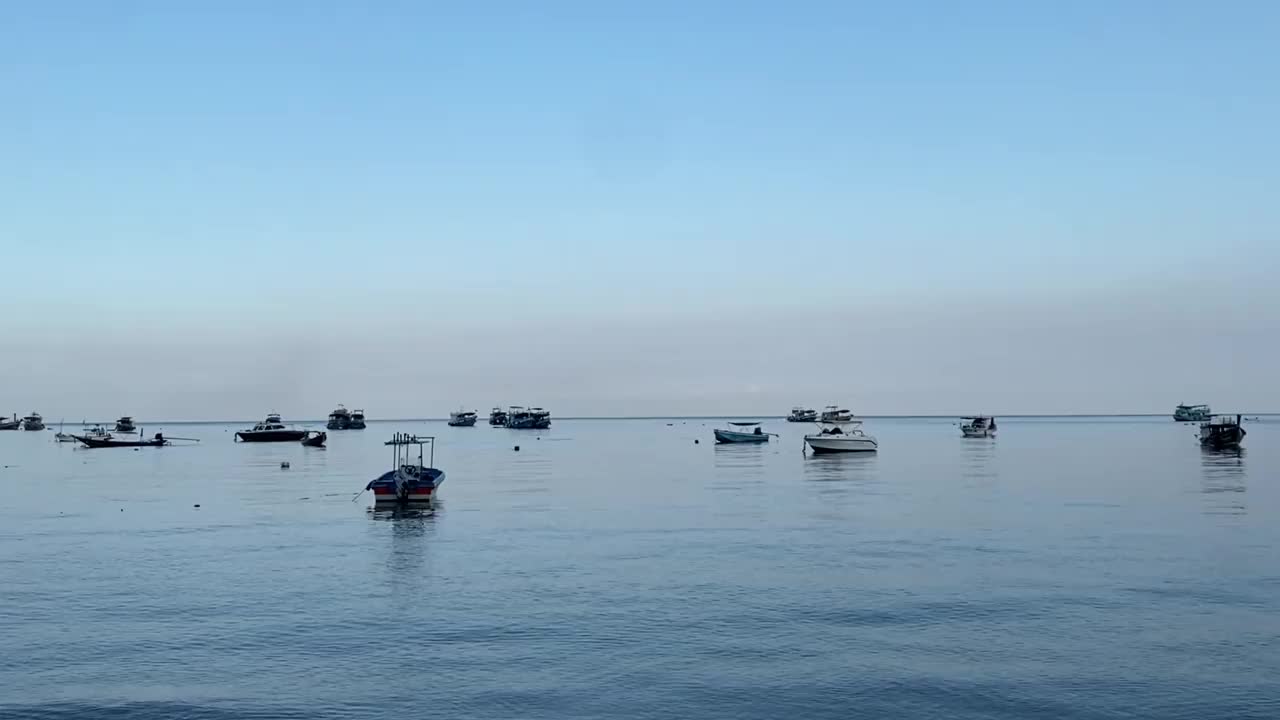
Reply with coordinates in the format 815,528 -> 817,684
710,442 -> 769,488
960,436 -> 997,484
802,451 -> 878,483
1200,447 -> 1246,515
368,505 -> 439,582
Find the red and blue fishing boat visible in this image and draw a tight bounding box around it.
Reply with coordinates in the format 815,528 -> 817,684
366,433 -> 445,505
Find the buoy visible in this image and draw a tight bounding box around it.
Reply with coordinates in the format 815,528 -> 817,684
694,439 -> 700,444
514,445 -> 520,451
281,461 -> 290,469
193,504 -> 200,508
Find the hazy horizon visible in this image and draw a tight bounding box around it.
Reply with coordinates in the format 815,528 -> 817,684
4,2 -> 1278,420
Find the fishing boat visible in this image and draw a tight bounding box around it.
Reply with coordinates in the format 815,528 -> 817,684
0,414 -> 20,430
114,416 -> 136,433
234,413 -> 308,442
365,433 -> 445,505
489,407 -> 508,426
348,409 -> 367,429
960,416 -> 997,438
301,430 -> 327,447
713,421 -> 774,443
54,419 -> 92,443
804,421 -> 878,453
75,432 -> 170,448
507,406 -> 551,429
22,413 -> 45,431
448,409 -> 478,427
820,406 -> 854,423
1200,414 -> 1246,450
326,405 -> 351,430
787,407 -> 818,422
1174,403 -> 1211,422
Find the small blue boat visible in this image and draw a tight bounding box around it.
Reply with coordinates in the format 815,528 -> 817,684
713,422 -> 774,444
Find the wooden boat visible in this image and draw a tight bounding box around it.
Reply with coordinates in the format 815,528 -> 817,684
22,413 -> 45,431
805,422 -> 878,453
448,409 -> 478,427
787,407 -> 818,422
327,405 -> 351,430
365,433 -> 445,505
489,407 -> 508,426
348,409 -> 367,429
75,433 -> 169,448
301,430 -> 327,447
235,413 -> 307,442
714,421 -> 774,443
0,414 -> 20,430
960,416 -> 997,438
1174,403 -> 1211,422
1200,415 -> 1246,450
114,416 -> 137,433
820,406 -> 854,423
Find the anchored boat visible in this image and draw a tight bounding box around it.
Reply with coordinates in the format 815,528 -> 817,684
1174,404 -> 1211,422
0,414 -> 20,431
960,416 -> 997,438
448,409 -> 478,427
805,421 -> 878,453
819,406 -> 854,423
713,421 -> 774,444
787,407 -> 818,422
114,416 -> 136,433
301,430 -> 327,447
489,407 -> 509,426
507,406 -> 551,429
365,433 -> 445,505
22,413 -> 45,431
327,405 -> 351,430
348,409 -> 367,429
235,413 -> 308,442
1200,415 -> 1246,450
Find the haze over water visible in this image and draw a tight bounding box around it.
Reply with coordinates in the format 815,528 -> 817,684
2,417 -> 1276,719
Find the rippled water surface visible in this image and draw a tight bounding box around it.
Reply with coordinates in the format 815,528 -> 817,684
2,417 -> 1278,719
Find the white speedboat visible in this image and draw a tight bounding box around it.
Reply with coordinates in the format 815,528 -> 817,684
820,405 -> 853,423
960,416 -> 997,438
805,422 -> 877,453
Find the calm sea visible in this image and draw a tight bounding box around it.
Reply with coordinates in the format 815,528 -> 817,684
1,417 -> 1277,719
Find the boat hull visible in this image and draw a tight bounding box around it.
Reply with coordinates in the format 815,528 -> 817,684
714,429 -> 770,443
961,427 -> 995,438
805,436 -> 878,453
74,435 -> 165,448
301,431 -> 327,447
507,418 -> 551,429
1200,427 -> 1245,449
0,421 -> 19,431
448,417 -> 478,427
236,429 -> 308,442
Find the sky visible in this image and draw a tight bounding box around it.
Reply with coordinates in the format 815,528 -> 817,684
2,1 -> 1278,420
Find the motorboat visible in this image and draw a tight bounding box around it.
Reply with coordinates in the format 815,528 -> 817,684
235,413 -> 308,442
365,433 -> 445,505
448,409 -> 478,427
114,416 -> 136,433
820,406 -> 854,423
1200,414 -> 1246,450
326,405 -> 351,430
22,413 -> 45,431
713,421 -> 774,443
301,430 -> 327,447
489,407 -> 509,426
507,406 -> 551,429
1174,404 -> 1211,422
0,414 -> 20,430
787,407 -> 818,422
348,409 -> 367,429
76,432 -> 172,449
960,416 -> 997,438
805,422 -> 878,453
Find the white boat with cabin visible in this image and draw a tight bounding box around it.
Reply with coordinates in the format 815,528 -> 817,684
805,421 -> 878,453
820,406 -> 854,423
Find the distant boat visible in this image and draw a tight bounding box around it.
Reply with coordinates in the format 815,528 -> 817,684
366,433 -> 445,505
114,416 -> 136,433
714,421 -> 774,443
1174,404 -> 1211,422
0,414 -> 20,431
507,406 -> 551,429
1200,414 -> 1246,450
235,413 -> 308,442
960,416 -> 997,438
805,421 -> 878,453
489,407 -> 509,426
448,409 -> 478,427
348,409 -> 367,429
301,430 -> 327,447
820,406 -> 854,423
21,413 -> 45,431
327,405 -> 351,430
787,407 -> 818,422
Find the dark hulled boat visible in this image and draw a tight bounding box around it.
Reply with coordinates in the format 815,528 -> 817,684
0,414 -> 19,430
489,407 -> 508,426
1200,415 -> 1246,450
76,433 -> 168,448
301,431 -> 327,447
235,413 -> 308,442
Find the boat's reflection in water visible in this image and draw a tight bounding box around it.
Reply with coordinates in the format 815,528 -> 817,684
960,435 -> 998,485
367,500 -> 441,524
1199,447 -> 1246,516
802,451 -> 878,484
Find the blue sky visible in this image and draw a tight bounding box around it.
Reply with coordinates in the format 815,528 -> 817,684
2,2 -> 1278,418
